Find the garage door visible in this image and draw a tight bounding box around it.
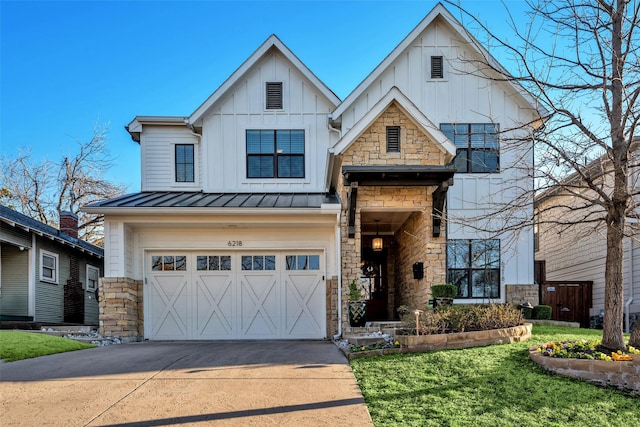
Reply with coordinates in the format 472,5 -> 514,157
145,252 -> 326,340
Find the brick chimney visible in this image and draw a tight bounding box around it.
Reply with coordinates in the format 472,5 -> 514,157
59,211 -> 78,238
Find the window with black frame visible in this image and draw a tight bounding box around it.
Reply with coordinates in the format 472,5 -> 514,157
447,239 -> 500,298
246,130 -> 304,178
175,144 -> 195,182
440,123 -> 499,173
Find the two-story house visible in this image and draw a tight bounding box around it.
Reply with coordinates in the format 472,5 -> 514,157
85,3 -> 544,341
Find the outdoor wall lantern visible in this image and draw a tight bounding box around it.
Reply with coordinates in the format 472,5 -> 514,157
372,219 -> 383,251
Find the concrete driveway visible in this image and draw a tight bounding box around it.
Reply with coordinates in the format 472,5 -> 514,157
0,341 -> 373,426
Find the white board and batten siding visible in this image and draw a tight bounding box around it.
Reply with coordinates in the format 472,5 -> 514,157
199,49 -> 337,194
335,16 -> 538,290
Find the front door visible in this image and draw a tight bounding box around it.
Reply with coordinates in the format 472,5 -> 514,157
361,248 -> 388,321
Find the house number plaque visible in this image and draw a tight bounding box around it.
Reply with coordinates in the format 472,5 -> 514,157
228,241 -> 243,247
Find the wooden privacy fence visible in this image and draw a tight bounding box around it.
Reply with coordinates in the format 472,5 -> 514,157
539,281 -> 593,328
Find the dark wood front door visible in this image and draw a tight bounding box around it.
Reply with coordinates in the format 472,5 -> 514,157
361,248 -> 388,321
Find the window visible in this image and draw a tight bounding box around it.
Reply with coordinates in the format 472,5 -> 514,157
40,250 -> 58,284
286,255 -> 320,270
386,126 -> 400,152
175,144 -> 194,182
246,130 -> 305,178
242,255 -> 276,271
86,265 -> 99,291
151,255 -> 187,271
431,56 -> 444,79
440,123 -> 499,173
266,82 -> 283,109
447,239 -> 500,298
197,255 -> 231,271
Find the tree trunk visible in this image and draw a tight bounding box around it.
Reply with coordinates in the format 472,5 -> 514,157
601,212 -> 626,350
630,322 -> 640,348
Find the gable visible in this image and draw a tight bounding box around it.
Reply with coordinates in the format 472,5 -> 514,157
189,35 -> 340,127
341,101 -> 450,168
332,4 -> 545,133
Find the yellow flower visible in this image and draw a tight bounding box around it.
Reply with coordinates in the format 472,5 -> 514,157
361,346 -> 366,351
394,340 -> 399,346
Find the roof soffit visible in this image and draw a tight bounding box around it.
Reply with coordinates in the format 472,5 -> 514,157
331,3 -> 547,121
333,86 -> 456,159
188,35 -> 340,125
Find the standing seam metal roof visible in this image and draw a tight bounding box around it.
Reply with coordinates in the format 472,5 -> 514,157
85,192 -> 340,209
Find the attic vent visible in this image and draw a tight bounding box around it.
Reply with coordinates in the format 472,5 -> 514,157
431,56 -> 444,79
386,126 -> 400,152
266,82 -> 283,109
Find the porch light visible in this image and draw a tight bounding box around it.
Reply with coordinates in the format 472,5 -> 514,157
372,219 -> 383,251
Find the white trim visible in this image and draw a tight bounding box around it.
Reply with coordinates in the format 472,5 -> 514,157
39,249 -> 59,285
86,264 -> 100,291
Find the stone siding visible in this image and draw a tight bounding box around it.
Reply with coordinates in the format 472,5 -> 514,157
505,284 -> 539,306
341,102 -> 445,167
395,210 -> 446,310
337,101 -> 449,327
326,276 -> 339,337
98,277 -> 142,341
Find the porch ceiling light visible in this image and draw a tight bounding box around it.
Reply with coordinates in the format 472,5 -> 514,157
372,219 -> 383,252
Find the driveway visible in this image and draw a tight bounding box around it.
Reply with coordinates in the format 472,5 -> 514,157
0,341 -> 373,426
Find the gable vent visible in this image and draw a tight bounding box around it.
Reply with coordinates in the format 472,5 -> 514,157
266,82 -> 283,109
386,126 -> 400,152
431,56 -> 444,79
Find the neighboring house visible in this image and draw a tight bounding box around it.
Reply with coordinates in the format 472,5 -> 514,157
535,145 -> 640,331
84,3 -> 544,341
0,206 -> 103,324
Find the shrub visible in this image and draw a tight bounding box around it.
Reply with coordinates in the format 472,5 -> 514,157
431,283 -> 457,299
401,303 -> 524,334
520,305 -> 533,319
348,279 -> 361,301
533,305 -> 552,320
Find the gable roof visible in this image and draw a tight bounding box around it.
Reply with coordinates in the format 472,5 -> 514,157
332,86 -> 456,159
0,205 -> 103,258
331,2 -> 547,120
188,34 -> 341,126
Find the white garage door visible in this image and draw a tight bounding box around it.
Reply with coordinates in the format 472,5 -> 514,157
145,252 -> 326,340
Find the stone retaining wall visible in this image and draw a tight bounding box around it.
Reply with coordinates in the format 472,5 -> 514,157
395,323 -> 532,352
529,348 -> 640,395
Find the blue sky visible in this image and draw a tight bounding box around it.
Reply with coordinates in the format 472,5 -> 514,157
1,0 -> 528,192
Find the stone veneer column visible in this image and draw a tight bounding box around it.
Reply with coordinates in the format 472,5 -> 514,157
98,277 -> 142,341
326,276 -> 339,338
505,285 -> 539,306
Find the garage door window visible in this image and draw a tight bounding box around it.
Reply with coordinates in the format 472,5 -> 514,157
152,255 -> 187,271
242,255 -> 276,270
286,255 -> 320,270
197,255 -> 231,271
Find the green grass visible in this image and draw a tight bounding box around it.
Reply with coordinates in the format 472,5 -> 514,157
0,331 -> 95,362
351,326 -> 640,426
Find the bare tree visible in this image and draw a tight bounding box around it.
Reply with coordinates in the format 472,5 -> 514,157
444,0 -> 639,350
1,123 -> 126,244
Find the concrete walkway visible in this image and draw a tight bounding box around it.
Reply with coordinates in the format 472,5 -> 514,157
0,341 -> 374,426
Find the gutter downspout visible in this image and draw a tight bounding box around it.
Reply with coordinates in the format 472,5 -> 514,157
333,213 -> 343,340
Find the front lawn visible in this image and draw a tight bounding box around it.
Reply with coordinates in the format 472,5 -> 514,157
0,331 -> 94,362
351,326 -> 640,426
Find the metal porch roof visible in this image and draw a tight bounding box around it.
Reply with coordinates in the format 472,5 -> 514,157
85,192 -> 341,209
